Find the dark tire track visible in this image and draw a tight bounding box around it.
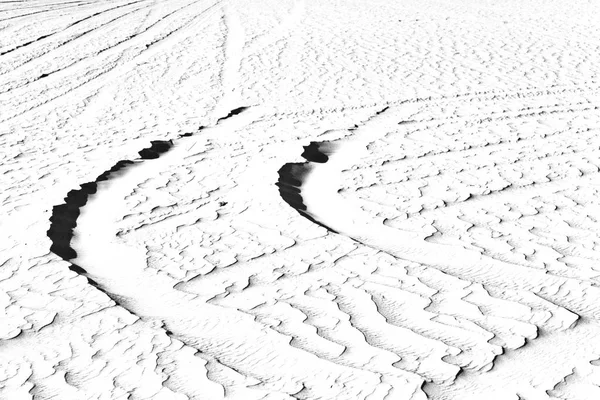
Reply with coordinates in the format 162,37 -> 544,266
274,105 -> 600,318
44,121 -> 261,396
274,133 -> 600,393
1,2 -> 155,88
46,106 -> 369,395
47,140 -> 173,296
0,1 -> 97,23
277,141 -> 339,234
45,133 -> 221,387
47,106 -> 247,334
1,0 -> 222,122
0,0 -> 148,57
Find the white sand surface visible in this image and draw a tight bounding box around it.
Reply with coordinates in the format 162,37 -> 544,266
2,0 -> 600,399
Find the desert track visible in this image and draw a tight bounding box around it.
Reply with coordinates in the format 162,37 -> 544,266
3,0 -> 600,399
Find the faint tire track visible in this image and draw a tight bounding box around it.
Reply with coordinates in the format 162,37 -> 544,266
0,0 -> 200,89
0,0 -> 149,58
0,0 -> 223,123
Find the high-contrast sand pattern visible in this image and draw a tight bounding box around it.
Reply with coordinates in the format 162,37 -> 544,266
2,0 -> 600,399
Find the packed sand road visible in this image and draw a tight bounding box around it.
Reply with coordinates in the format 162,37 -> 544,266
2,0 -> 600,399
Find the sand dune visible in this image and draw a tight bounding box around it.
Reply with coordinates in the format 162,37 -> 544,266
2,0 -> 600,399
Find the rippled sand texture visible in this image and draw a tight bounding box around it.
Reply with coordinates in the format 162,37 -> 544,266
2,0 -> 600,399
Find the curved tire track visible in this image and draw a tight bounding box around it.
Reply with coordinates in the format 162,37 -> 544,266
48,140 -> 173,301
275,105 -> 600,398
277,142 -> 339,234
45,107 -> 391,398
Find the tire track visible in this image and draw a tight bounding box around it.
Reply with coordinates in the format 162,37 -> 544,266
0,0 -> 149,57
44,130 -> 258,395
46,105 -> 423,398
278,106 -> 600,318
0,4 -> 153,85
276,103 -> 600,396
0,0 -> 202,91
45,107 -> 394,397
0,0 -> 223,123
270,80 -> 600,128
0,1 -> 96,23
277,141 -> 340,234
48,139 -> 174,294
45,110 -> 252,396
218,5 -> 245,109
46,104 -> 249,308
